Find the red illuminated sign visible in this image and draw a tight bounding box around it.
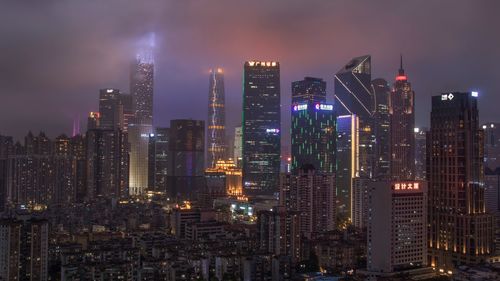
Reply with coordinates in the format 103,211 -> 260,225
394,182 -> 419,191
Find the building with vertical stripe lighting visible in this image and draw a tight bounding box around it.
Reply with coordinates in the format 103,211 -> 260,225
207,68 -> 226,168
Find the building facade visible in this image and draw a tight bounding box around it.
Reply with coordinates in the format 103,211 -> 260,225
168,120 -> 205,199
242,61 -> 281,194
291,77 -> 335,174
336,115 -> 359,222
129,33 -> 154,195
148,127 -> 169,192
389,57 -> 415,180
427,92 -> 493,269
279,165 -> 336,239
371,78 -> 391,179
367,180 -> 427,273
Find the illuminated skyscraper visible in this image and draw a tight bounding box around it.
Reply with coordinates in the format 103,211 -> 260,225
389,56 -> 415,180
130,33 -> 154,126
291,77 -> 335,173
129,33 -> 155,195
371,78 -> 390,179
242,61 -> 280,194
336,115 -> 359,221
334,55 -> 375,179
428,92 -> 493,269
207,68 -> 226,168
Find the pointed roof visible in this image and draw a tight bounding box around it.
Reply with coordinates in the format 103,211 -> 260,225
336,55 -> 371,75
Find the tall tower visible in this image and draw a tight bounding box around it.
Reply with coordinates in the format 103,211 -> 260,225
242,61 -> 281,195
371,78 -> 391,179
334,55 -> 375,181
207,68 -> 226,168
129,33 -> 155,195
291,77 -> 335,173
428,92 -> 493,269
336,115 -> 359,221
389,56 -> 415,180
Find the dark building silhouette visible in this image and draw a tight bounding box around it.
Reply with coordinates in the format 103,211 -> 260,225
242,61 -> 281,194
371,78 -> 391,179
148,127 -> 169,192
168,119 -> 205,199
0,218 -> 49,281
86,129 -> 129,199
414,127 -> 427,180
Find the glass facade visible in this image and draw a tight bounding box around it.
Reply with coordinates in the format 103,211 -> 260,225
242,61 -> 281,194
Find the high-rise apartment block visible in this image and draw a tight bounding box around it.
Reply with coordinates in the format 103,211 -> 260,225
280,165 -> 336,239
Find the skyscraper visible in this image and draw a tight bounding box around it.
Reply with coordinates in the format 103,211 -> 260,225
168,119 -> 205,199
130,33 -> 154,126
371,78 -> 390,179
207,68 -> 226,168
334,56 -> 375,205
483,122 -> 500,172
280,165 -> 336,239
99,88 -> 123,130
414,127 -> 427,180
291,77 -> 335,174
336,115 -> 359,221
427,92 -> 493,269
129,33 -> 155,195
148,127 -> 169,192
389,56 -> 415,180
86,129 -> 129,199
242,61 -> 280,195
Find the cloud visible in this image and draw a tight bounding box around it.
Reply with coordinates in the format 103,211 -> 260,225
0,0 -> 498,142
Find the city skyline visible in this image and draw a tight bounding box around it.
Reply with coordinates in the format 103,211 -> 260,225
0,1 -> 499,142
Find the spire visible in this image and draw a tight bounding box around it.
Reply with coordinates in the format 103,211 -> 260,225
398,54 -> 405,76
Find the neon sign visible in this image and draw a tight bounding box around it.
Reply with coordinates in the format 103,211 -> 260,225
441,93 -> 454,101
393,182 -> 420,191
315,103 -> 333,111
293,104 -> 308,111
266,128 -> 280,133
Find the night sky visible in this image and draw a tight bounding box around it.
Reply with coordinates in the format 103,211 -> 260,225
1,0 -> 499,143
